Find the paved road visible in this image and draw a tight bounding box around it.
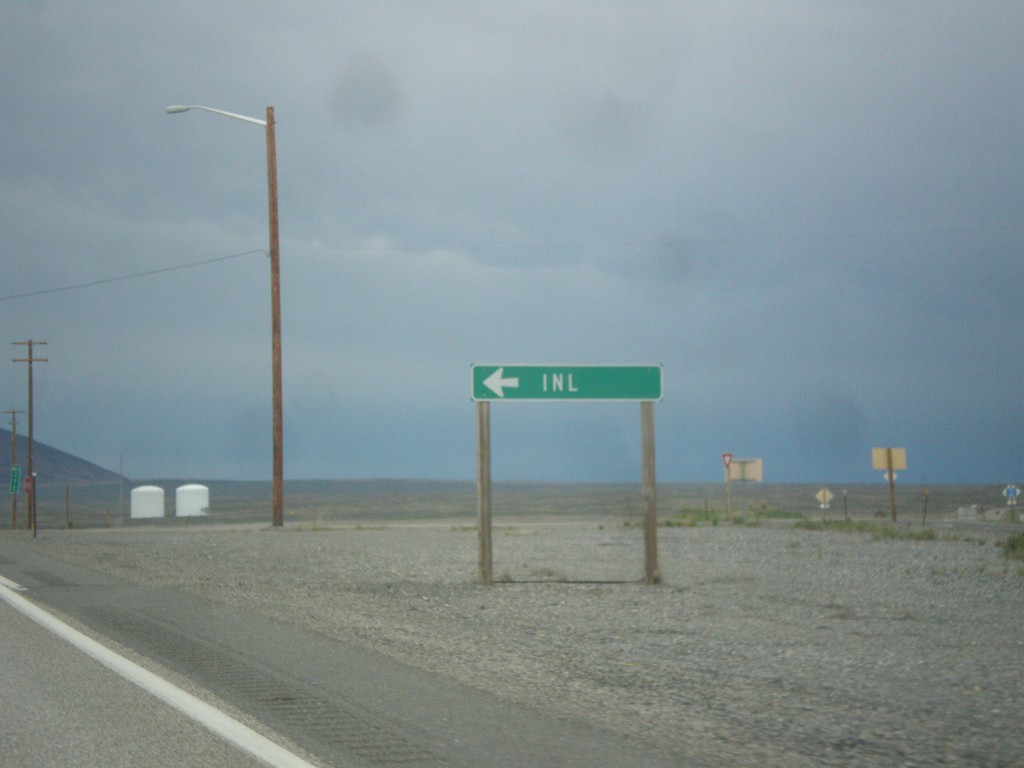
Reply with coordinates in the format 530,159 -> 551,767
0,536 -> 689,768
0,591 -> 274,768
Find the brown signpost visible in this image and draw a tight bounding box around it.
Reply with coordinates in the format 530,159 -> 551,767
871,447 -> 907,521
476,401 -> 493,584
722,456 -> 763,520
473,364 -> 663,585
641,401 -> 659,585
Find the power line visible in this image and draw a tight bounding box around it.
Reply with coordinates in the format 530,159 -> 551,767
5,220 -> 1021,303
0,249 -> 265,303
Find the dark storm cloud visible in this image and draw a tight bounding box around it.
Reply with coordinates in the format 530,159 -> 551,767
1,2 -> 1021,484
789,388 -> 869,471
330,55 -> 406,129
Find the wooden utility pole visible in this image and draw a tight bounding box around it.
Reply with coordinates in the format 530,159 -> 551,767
266,106 -> 284,528
166,104 -> 284,528
5,410 -> 24,529
13,341 -> 47,537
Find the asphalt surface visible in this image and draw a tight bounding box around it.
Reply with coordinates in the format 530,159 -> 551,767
0,594 -> 273,768
0,535 -> 688,768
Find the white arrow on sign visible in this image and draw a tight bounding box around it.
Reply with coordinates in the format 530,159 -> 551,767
483,367 -> 519,398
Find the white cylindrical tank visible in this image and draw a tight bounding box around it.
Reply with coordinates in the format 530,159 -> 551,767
175,484 -> 210,517
130,486 -> 165,519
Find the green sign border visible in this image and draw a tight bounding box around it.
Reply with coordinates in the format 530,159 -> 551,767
471,364 -> 662,402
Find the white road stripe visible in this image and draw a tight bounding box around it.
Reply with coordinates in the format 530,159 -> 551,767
0,580 -> 320,768
0,574 -> 27,591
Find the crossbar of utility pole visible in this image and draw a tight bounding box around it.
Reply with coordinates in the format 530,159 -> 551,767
13,341 -> 47,537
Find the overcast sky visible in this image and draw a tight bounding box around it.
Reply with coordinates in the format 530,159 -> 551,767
2,1 -> 1022,486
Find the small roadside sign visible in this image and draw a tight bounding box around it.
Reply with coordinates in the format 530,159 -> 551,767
1004,484 -> 1020,506
816,488 -> 834,509
871,447 -> 905,521
9,465 -> 20,495
721,452 -> 733,468
727,458 -> 763,482
872,447 -> 907,471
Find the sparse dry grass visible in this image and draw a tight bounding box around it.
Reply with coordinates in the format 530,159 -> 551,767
1001,530 -> 1024,561
795,518 -> 937,541
29,479 -> 1019,532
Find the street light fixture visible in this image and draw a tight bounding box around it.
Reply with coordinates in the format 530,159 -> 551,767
166,104 -> 284,527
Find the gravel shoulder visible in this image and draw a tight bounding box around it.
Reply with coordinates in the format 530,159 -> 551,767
15,518 -> 1024,767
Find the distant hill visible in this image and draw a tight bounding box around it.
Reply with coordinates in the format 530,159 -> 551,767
0,429 -> 123,486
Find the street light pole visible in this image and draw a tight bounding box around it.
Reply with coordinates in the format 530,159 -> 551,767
264,107 -> 283,528
166,104 -> 284,527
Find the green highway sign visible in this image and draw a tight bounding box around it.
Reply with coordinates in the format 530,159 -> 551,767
471,364 -> 662,401
9,464 -> 21,495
